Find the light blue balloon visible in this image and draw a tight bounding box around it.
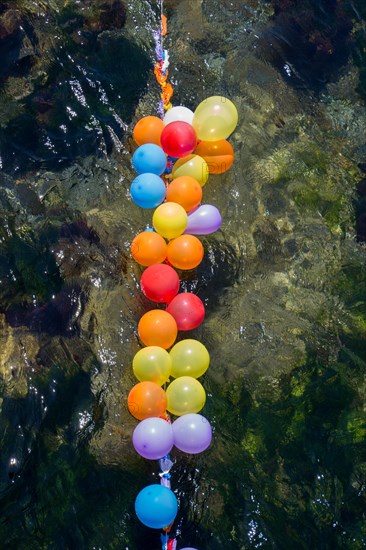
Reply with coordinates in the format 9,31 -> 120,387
132,143 -> 167,175
130,173 -> 166,208
135,484 -> 178,529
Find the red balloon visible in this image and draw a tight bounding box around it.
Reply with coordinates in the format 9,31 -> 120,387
160,122 -> 197,159
140,264 -> 180,303
166,293 -> 205,331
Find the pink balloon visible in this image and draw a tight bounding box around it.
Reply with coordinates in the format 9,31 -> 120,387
161,122 -> 197,158
166,293 -> 205,331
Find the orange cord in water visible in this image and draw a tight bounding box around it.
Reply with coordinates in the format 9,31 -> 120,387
154,62 -> 168,85
161,14 -> 168,36
154,12 -> 173,111
161,83 -> 173,107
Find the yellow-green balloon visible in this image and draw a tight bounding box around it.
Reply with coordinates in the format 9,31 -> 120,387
169,339 -> 210,378
166,376 -> 206,416
171,154 -> 209,187
153,202 -> 188,240
193,96 -> 238,141
133,346 -> 172,386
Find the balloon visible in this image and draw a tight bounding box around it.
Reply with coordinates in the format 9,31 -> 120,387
153,202 -> 188,240
130,173 -> 166,209
169,339 -> 210,378
172,413 -> 212,454
135,485 -> 178,528
165,176 -> 202,212
167,235 -> 204,270
132,144 -> 167,175
128,381 -> 167,421
185,204 -> 222,235
166,376 -> 206,416
163,106 -> 194,126
160,121 -> 197,158
166,293 -> 205,331
130,232 -> 167,266
133,346 -> 172,385
132,417 -> 174,459
171,154 -> 209,187
194,139 -> 234,174
138,310 -> 177,349
192,96 -> 238,141
140,264 -> 180,303
133,116 -> 165,146
180,548 -> 199,550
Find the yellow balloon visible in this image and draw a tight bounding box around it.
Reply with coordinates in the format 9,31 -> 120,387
171,154 -> 209,187
153,202 -> 188,240
169,339 -> 210,379
133,346 -> 172,386
193,96 -> 238,141
166,376 -> 206,416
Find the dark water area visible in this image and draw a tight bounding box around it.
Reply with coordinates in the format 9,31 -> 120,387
0,0 -> 366,548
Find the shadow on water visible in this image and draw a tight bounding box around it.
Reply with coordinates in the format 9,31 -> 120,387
258,0 -> 353,91
0,2 -> 150,174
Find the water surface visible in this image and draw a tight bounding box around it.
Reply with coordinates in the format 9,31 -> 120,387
0,0 -> 366,548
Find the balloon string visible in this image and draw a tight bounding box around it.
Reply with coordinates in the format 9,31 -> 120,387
153,0 -> 173,118
156,9 -> 178,549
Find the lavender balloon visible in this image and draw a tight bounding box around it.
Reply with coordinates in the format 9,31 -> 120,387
133,417 -> 174,460
184,204 -> 222,235
172,413 -> 212,454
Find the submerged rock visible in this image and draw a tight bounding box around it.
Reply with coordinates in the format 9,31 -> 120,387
0,8 -> 37,82
260,0 -> 353,91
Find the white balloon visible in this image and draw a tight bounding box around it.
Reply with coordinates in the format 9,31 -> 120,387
163,106 -> 194,126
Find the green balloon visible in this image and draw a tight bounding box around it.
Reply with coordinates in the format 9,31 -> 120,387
193,96 -> 238,141
169,339 -> 210,378
166,376 -> 206,416
133,346 -> 172,386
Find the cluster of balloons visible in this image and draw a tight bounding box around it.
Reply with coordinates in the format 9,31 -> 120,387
129,337 -> 210,420
129,97 -> 238,534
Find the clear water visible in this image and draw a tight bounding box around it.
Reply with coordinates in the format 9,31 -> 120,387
0,0 -> 366,548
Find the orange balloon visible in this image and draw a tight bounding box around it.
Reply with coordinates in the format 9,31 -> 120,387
194,139 -> 234,174
138,310 -> 178,349
133,116 -> 165,146
131,232 -> 167,266
127,381 -> 167,420
165,176 -> 203,212
167,235 -> 204,270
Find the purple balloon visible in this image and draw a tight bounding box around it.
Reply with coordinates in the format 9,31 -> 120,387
133,417 -> 174,460
172,413 -> 212,454
184,204 -> 222,235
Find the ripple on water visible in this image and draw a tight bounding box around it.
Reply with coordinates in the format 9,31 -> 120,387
0,0 -> 366,548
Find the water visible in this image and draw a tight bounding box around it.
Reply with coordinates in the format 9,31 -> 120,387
1,0 -> 366,548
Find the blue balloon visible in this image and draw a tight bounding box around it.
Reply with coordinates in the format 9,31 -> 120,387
135,484 -> 178,529
132,144 -> 167,175
130,173 -> 166,208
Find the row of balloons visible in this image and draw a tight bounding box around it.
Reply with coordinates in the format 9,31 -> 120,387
128,97 -> 238,540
